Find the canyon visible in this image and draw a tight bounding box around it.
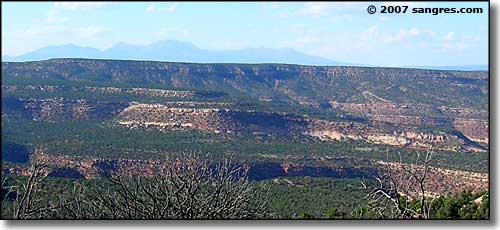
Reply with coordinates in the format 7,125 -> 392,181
1,59 -> 489,198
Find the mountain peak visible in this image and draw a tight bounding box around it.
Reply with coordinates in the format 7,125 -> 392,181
2,41 -> 344,65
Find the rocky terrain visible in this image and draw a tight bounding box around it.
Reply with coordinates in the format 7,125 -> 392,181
117,103 -> 308,135
376,161 -> 488,196
2,96 -> 128,121
2,59 -> 488,109
114,102 -> 482,152
2,150 -> 487,196
1,58 -> 489,197
2,86 -> 487,152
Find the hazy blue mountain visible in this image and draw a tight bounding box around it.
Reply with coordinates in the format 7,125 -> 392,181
104,40 -> 207,61
3,44 -> 104,62
2,40 -> 349,66
3,41 -> 485,70
217,47 -> 341,65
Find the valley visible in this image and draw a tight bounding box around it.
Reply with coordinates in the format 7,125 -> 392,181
1,58 -> 489,209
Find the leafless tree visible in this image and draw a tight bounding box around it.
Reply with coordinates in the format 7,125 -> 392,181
62,152 -> 270,219
3,152 -> 270,219
363,147 -> 437,219
1,148 -> 68,219
85,153 -> 268,219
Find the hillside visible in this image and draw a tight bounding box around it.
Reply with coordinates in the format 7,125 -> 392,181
2,58 -> 488,108
1,58 -> 489,197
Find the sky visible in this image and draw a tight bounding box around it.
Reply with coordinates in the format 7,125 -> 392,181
1,2 -> 489,66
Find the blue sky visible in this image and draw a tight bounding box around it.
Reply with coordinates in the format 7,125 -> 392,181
2,2 -> 488,66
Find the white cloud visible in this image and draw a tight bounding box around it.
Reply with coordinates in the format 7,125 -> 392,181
329,14 -> 354,23
277,12 -> 290,18
297,2 -> 363,16
46,16 -> 68,24
288,24 -> 306,34
462,35 -> 481,42
385,28 -> 436,43
439,42 -> 467,52
359,25 -> 380,44
72,26 -> 109,39
45,2 -> 115,24
45,5 -> 67,24
146,3 -> 178,13
8,25 -> 108,41
443,32 -> 455,41
53,2 -> 115,11
167,3 -> 179,12
146,5 -> 156,12
367,25 -> 379,34
436,34 -> 482,52
298,2 -> 331,16
275,2 -> 363,19
261,2 -> 281,10
295,37 -> 320,45
378,16 -> 389,21
279,24 -> 477,65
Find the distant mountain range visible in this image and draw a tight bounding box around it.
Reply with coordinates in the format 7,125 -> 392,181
1,40 -> 488,71
1,40 -> 349,66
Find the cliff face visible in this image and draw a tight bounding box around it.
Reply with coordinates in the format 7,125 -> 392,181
306,119 -> 469,152
3,93 -> 485,152
117,103 -> 308,135
453,119 -> 489,144
7,151 -> 378,180
114,102 -> 481,152
329,101 -> 487,120
1,57 -> 489,152
326,101 -> 488,147
2,96 -> 127,122
2,151 -> 487,196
